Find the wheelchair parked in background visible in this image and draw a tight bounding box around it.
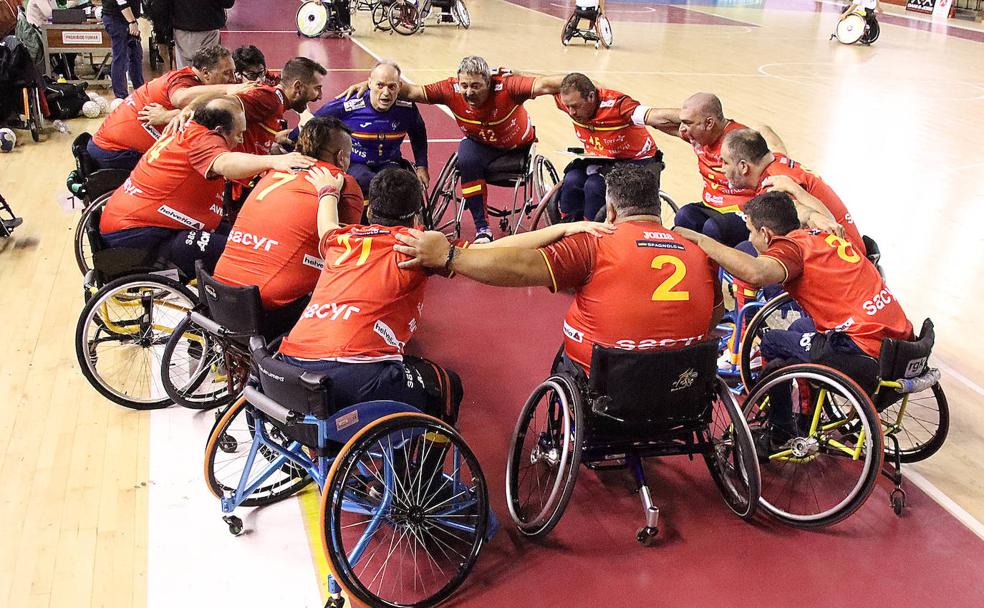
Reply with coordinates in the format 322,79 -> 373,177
295,0 -> 353,38
205,336 -> 494,608
382,0 -> 470,35
561,0 -> 613,49
832,7 -> 880,46
506,342 -> 760,545
424,143 -> 559,239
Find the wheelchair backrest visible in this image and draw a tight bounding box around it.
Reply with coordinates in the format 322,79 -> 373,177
878,318 -> 934,381
72,132 -> 96,177
195,262 -> 264,340
862,234 -> 881,266
249,337 -> 335,420
587,341 -> 718,427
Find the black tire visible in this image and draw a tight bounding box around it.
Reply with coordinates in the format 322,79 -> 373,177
204,398 -> 313,507
591,189 -> 679,227
388,2 -> 422,35
561,12 -> 578,46
160,314 -> 239,410
321,412 -> 489,608
532,155 -> 560,207
29,88 -> 43,142
75,273 -> 197,409
738,292 -> 806,391
880,382 -> 949,463
530,184 -> 561,230
371,2 -> 392,30
744,363 -> 883,528
424,152 -> 461,238
75,192 -> 111,276
862,19 -> 879,44
453,0 -> 469,28
703,378 -> 760,519
505,374 -> 583,538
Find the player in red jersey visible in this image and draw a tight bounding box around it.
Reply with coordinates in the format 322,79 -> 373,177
393,164 -> 722,376
676,191 -> 912,440
99,98 -> 316,277
551,73 -> 678,222
87,45 -> 236,171
212,116 -> 364,339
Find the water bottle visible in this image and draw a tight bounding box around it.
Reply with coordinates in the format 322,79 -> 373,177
53,120 -> 71,134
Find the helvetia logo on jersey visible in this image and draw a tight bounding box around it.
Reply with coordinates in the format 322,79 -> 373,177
302,254 -> 324,270
563,321 -> 583,343
157,205 -> 205,229
373,320 -> 405,351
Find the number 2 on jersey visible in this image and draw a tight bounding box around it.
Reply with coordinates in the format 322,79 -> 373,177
651,255 -> 689,301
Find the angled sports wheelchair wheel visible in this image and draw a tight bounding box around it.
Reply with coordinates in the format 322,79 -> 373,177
389,2 -> 422,35
862,19 -> 879,44
744,364 -> 883,528
204,397 -> 313,507
453,0 -> 470,28
561,12 -> 578,46
75,273 -> 197,409
879,381 -> 948,463
703,378 -> 760,519
75,192 -> 110,276
738,292 -> 808,391
160,315 -> 241,410
321,412 -> 489,608
372,2 -> 393,30
596,14 -> 613,48
506,374 -> 583,538
590,189 -> 679,227
530,184 -> 562,230
424,152 -> 462,238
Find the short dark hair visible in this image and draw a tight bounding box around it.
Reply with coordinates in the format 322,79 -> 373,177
743,191 -> 800,235
281,57 -> 327,85
604,164 -> 661,217
723,128 -> 770,164
296,116 -> 352,158
559,73 -> 596,98
368,167 -> 422,227
192,45 -> 232,71
232,45 -> 266,73
193,105 -> 235,133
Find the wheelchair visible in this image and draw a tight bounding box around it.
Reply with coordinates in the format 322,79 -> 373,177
831,8 -> 880,45
738,294 -> 948,518
505,342 -> 760,545
204,336 -> 494,608
74,201 -> 198,409
385,0 -> 470,35
159,264 -> 257,411
0,192 -> 23,238
424,143 -> 559,239
295,0 -> 353,38
561,3 -> 613,49
529,154 -> 679,229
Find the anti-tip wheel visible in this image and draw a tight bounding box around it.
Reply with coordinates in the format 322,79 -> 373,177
636,526 -> 658,546
223,515 -> 244,536
323,596 -> 345,608
890,489 -> 906,517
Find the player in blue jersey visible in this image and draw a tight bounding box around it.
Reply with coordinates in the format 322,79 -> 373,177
290,60 -> 429,200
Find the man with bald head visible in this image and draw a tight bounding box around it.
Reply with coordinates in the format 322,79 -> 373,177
291,60 -> 429,201
671,93 -> 786,247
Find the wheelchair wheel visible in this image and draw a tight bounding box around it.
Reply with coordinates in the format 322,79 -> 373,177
204,397 -> 313,507
591,189 -> 679,227
703,378 -> 760,519
27,87 -> 44,142
160,315 -> 239,410
738,291 -> 807,391
880,381 -> 949,463
424,152 -> 462,238
744,363 -> 883,527
296,0 -> 330,37
862,19 -> 879,44
75,274 -> 196,409
75,192 -> 110,276
389,2 -> 422,35
371,2 -> 393,30
453,0 -> 470,28
530,183 -> 561,230
506,373 -> 583,538
595,14 -> 613,48
561,12 -> 578,46
321,412 -> 488,608
532,155 -> 560,206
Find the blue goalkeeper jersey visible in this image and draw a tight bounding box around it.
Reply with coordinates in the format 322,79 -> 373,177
290,91 -> 428,168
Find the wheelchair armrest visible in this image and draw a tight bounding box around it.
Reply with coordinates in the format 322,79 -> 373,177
249,335 -> 268,355
188,310 -> 222,336
244,385 -> 296,426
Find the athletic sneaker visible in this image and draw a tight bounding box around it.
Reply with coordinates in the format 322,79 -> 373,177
473,227 -> 493,244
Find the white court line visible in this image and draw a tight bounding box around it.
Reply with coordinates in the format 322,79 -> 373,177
905,469 -> 984,541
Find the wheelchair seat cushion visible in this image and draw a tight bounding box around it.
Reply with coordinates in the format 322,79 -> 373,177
587,341 -> 718,430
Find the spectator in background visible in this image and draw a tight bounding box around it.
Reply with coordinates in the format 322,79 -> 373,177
101,0 -> 145,99
171,0 -> 235,69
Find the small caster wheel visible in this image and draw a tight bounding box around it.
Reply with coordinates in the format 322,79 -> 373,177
636,526 -> 658,546
218,433 -> 238,453
324,596 -> 346,608
890,489 -> 906,516
223,515 -> 244,536
594,42 -> 600,49
562,38 -> 569,47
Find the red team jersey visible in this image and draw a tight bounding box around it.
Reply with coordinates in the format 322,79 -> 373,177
212,162 -> 365,309
754,154 -> 866,255
100,122 -> 230,233
553,88 -> 658,160
423,71 -> 537,149
761,229 -> 912,358
691,120 -> 753,212
93,67 -> 202,153
237,85 -> 289,155
278,225 -> 434,362
539,221 -> 719,371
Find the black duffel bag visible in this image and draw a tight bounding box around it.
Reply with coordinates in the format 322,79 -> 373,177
44,76 -> 89,119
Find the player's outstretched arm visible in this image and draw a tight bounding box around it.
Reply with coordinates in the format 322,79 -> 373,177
393,230 -> 555,288
306,166 -> 347,238
757,125 -> 788,155
211,151 -> 316,181
674,226 -> 786,287
474,221 -> 614,250
335,80 -> 427,103
643,108 -> 683,136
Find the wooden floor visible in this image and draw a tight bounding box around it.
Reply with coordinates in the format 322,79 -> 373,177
1,1 -> 983,606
